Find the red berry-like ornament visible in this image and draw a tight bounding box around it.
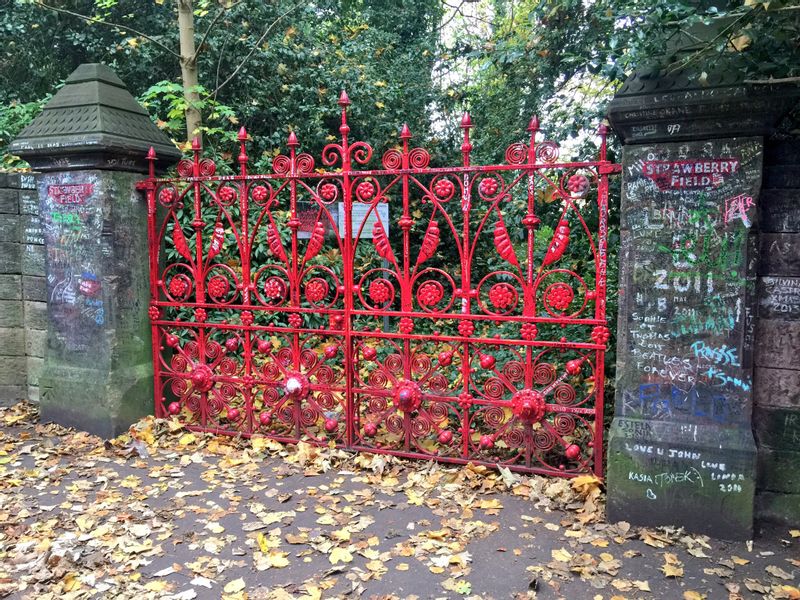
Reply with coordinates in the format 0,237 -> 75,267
521,323 -> 538,341
438,430 -> 453,444
479,177 -> 499,196
356,181 -> 375,200
433,178 -> 454,199
565,444 -> 581,460
362,346 -> 377,361
227,407 -> 240,420
218,186 -> 237,203
252,185 -> 269,203
168,277 -> 188,298
364,422 -> 378,437
159,187 -> 176,204
259,411 -> 271,426
438,351 -> 453,366
368,279 -> 391,304
225,338 -> 239,352
567,174 -> 590,196
480,435 -> 494,449
324,344 -> 339,359
168,402 -> 181,415
320,183 -> 337,201
257,339 -> 271,354
565,359 -> 583,375
166,333 -> 180,348
479,353 -> 496,370
324,418 -> 338,433
458,320 -> 475,337
591,326 -> 610,345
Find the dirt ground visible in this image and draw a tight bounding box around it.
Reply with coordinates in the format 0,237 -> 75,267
0,402 -> 797,600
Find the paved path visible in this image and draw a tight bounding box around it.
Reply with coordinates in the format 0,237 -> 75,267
0,402 -> 797,600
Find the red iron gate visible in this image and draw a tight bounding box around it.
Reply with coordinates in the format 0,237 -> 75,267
139,94 -> 619,477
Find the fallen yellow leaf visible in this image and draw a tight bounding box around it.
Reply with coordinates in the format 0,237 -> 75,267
552,548 -> 572,563
329,547 -> 353,564
223,578 -> 245,593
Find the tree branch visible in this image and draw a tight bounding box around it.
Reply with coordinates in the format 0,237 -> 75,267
207,2 -> 301,98
34,0 -> 180,58
192,0 -> 243,63
744,76 -> 800,85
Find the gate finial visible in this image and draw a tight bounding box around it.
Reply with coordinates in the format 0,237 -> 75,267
146,146 -> 156,179
238,127 -> 248,175
460,112 -> 472,166
338,90 -> 351,139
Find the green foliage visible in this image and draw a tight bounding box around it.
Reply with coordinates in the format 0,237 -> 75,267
139,80 -> 239,164
0,94 -> 50,168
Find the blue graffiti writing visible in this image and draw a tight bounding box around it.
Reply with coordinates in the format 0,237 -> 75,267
690,341 -> 740,366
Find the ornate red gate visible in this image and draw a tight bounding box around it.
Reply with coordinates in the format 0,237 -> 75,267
138,93 -> 619,477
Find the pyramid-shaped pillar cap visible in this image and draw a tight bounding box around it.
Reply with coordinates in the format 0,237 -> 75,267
9,63 -> 182,173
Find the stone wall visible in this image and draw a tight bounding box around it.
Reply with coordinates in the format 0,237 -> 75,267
0,171 -> 46,404
754,136 -> 800,524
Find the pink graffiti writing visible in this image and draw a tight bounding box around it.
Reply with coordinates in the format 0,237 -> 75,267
722,194 -> 754,227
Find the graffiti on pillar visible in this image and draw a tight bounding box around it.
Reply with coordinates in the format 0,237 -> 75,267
617,138 -> 763,425
39,172 -> 107,354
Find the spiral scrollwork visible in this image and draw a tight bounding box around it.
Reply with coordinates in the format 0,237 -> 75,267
483,377 -> 506,400
272,154 -> 291,175
409,148 -> 430,169
536,141 -> 559,163
553,413 -> 576,436
483,405 -> 506,428
382,149 -> 402,170
505,142 -> 529,165
296,153 -> 315,175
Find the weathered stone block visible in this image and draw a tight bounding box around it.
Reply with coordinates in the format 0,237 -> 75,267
754,367 -> 800,409
24,328 -> 46,358
22,276 -> 45,302
757,447 -> 800,493
754,319 -> 800,370
27,356 -> 43,387
0,243 -> 21,274
764,165 -> 800,189
0,357 -> 27,385
20,244 -> 45,276
0,327 -> 25,355
0,189 -> 18,214
765,139 -> 800,166
27,385 -> 39,403
18,190 -> 39,215
753,407 -> 800,450
607,418 -> 756,540
0,385 -> 25,406
0,214 -> 20,242
0,300 -> 23,327
23,301 -> 47,330
0,275 -> 21,300
760,190 -> 799,233
19,214 -> 43,246
756,492 -> 800,526
761,233 -> 800,277
40,361 -> 152,438
758,276 -> 800,319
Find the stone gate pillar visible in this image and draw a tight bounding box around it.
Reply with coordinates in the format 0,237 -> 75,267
606,70 -> 799,538
9,63 -> 180,437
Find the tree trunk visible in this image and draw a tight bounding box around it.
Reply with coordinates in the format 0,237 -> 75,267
177,0 -> 202,145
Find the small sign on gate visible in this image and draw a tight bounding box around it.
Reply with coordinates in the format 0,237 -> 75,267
337,202 -> 389,238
